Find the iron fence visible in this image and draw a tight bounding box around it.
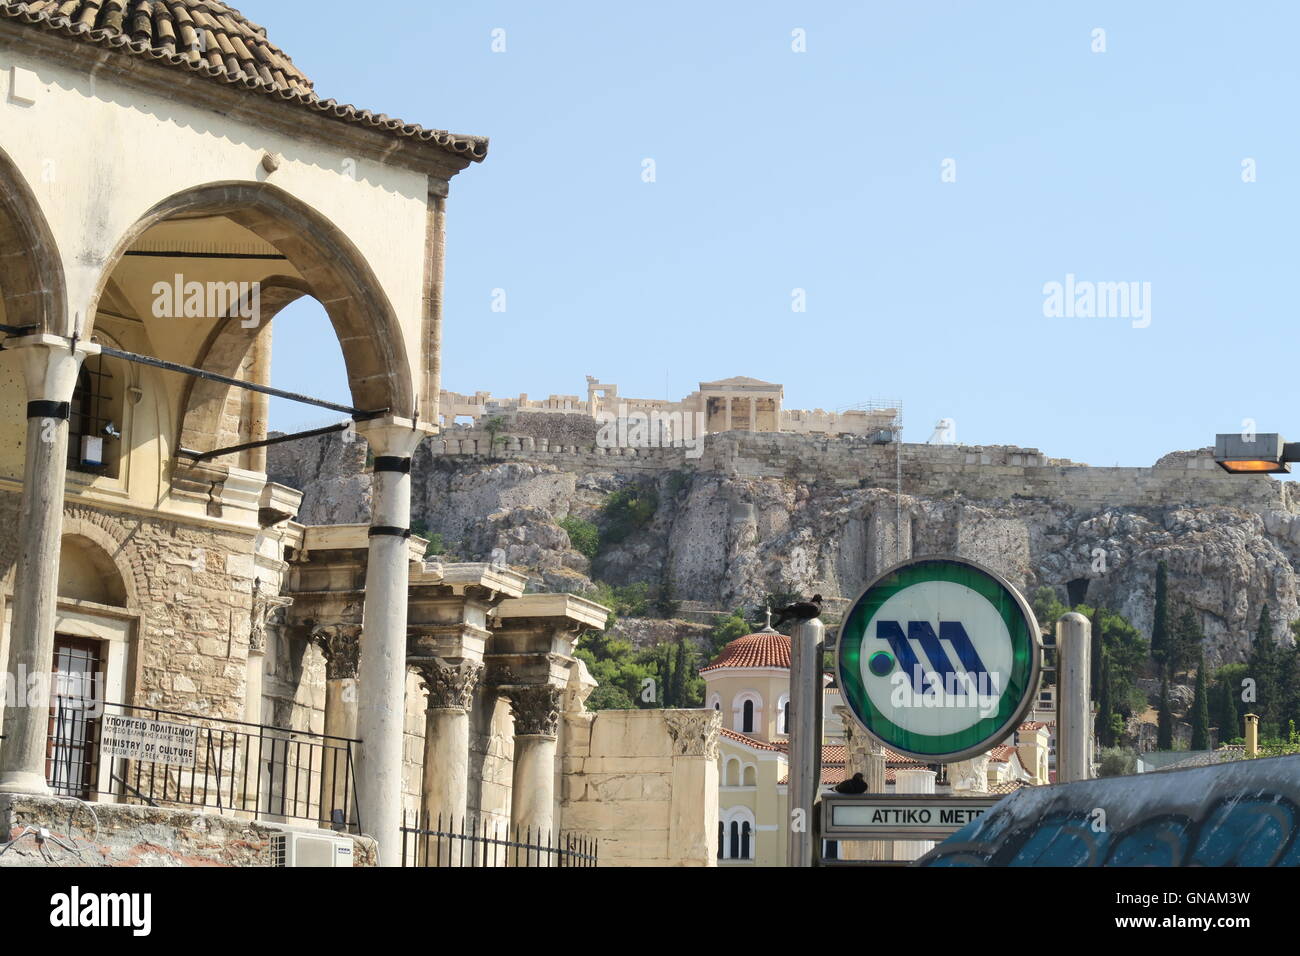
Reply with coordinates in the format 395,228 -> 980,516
46,697 -> 361,832
400,811 -> 598,867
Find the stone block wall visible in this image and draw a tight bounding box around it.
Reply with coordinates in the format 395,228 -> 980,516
0,793 -> 376,867
561,709 -> 719,866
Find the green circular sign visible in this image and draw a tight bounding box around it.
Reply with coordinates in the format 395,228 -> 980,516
836,556 -> 1041,763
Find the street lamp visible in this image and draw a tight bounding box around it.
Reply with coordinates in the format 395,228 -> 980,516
1213,433 -> 1300,474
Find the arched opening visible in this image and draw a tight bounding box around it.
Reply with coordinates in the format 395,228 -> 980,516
742,699 -> 754,734
0,147 -> 66,333
729,820 -> 739,858
57,535 -> 128,607
741,822 -> 752,859
87,182 -> 416,481
742,764 -> 756,787
724,757 -> 740,787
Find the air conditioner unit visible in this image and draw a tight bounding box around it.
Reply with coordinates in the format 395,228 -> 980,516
269,831 -> 354,868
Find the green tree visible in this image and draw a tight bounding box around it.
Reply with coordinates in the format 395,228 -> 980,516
1156,675 -> 1174,750
1030,587 -> 1069,637
1190,653 -> 1210,751
600,486 -> 659,546
1097,746 -> 1137,778
1151,561 -> 1169,671
558,516 -> 599,561
1095,651 -> 1116,747
1089,606 -> 1104,702
483,415 -> 507,460
1213,662 -> 1249,742
1169,606 -> 1204,680
1248,604 -> 1283,737
707,609 -> 753,656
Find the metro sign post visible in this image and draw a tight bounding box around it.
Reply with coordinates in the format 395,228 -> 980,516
804,557 -> 1043,859
837,556 -> 1042,763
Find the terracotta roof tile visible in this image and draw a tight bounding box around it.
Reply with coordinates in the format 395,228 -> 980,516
0,1 -> 487,162
701,631 -> 790,672
718,727 -> 783,752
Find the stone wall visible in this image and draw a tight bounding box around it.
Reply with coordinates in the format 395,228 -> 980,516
0,492 -> 267,724
561,708 -> 719,866
0,793 -> 376,867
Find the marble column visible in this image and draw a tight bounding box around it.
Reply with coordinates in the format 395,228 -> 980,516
507,684 -> 562,861
0,335 -> 93,795
724,397 -> 733,432
242,583 -> 290,814
838,706 -> 888,861
355,417 -> 427,865
894,768 -> 937,861
748,396 -> 756,431
413,658 -> 481,833
313,623 -> 362,825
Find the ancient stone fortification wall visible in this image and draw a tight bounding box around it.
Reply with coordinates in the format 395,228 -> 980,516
0,793 -> 376,867
561,709 -> 718,867
428,432 -> 1294,514
0,491 -> 261,722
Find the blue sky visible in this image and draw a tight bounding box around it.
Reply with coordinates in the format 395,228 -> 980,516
262,2 -> 1300,468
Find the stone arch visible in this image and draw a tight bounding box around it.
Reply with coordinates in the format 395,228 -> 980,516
176,276 -> 309,463
57,509 -> 143,610
0,147 -> 67,333
88,181 -> 414,416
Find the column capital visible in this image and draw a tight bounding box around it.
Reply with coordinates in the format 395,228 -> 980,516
312,623 -> 362,680
413,658 -> 482,712
664,709 -> 721,759
355,415 -> 434,459
5,333 -> 99,403
506,684 -> 562,738
250,580 -> 292,653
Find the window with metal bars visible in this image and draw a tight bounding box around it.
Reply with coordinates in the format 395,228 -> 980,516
67,353 -> 120,477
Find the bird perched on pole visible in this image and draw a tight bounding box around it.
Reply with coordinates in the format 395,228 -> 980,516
831,772 -> 868,794
770,594 -> 823,628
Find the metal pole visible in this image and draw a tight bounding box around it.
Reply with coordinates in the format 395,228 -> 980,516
787,617 -> 824,866
1055,612 -> 1092,783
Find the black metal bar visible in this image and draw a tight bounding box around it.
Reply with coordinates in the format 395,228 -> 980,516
181,417 -> 377,464
96,343 -> 383,418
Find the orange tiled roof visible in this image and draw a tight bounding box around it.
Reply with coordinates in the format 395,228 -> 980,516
988,745 -> 1017,763
718,727 -> 784,752
0,1 -> 488,162
701,631 -> 790,672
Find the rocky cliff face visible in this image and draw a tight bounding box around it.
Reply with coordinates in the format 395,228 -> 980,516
267,432 -> 1300,667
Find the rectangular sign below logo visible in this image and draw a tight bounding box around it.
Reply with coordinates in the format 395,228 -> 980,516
99,714 -> 198,768
822,795 -> 1000,840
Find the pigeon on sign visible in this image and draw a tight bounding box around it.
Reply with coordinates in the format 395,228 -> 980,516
832,772 -> 868,794
770,595 -> 823,628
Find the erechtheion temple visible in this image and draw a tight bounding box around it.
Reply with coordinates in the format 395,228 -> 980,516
0,0 -> 716,868
440,375 -> 901,438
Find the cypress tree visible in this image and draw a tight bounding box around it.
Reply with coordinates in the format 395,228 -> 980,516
1157,675 -> 1174,750
1152,561 -> 1169,671
1090,606 -> 1104,702
1214,672 -> 1238,743
1249,605 -> 1279,736
1190,654 -> 1210,751
1096,652 -> 1114,747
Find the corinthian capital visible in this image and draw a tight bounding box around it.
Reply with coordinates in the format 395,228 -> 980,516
414,658 -> 482,712
507,685 -> 563,738
664,709 -> 721,759
312,623 -> 362,681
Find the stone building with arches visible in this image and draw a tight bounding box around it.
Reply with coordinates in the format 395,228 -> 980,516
0,1 -> 717,868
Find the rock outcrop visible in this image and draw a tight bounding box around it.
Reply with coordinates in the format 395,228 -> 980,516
267,432 -> 1300,667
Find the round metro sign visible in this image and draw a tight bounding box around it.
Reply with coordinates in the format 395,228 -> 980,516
837,556 -> 1041,763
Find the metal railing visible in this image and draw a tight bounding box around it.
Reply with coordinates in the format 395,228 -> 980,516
46,698 -> 361,832
400,811 -> 598,867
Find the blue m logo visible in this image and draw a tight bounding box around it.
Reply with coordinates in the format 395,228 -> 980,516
876,621 -> 991,693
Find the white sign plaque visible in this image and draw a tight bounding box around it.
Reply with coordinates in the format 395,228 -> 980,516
99,714 -> 198,767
